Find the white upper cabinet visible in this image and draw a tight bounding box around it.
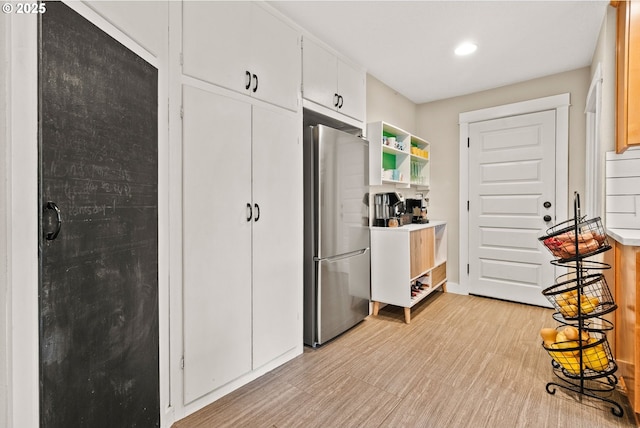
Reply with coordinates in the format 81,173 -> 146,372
302,37 -> 366,122
249,5 -> 301,111
182,2 -> 249,94
182,1 -> 300,112
336,58 -> 366,122
301,37 -> 338,111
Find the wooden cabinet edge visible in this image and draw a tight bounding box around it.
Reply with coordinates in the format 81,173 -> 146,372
610,238 -> 640,414
613,0 -> 640,153
614,0 -> 629,153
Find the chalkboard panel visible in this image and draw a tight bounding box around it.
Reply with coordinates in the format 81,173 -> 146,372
39,2 -> 159,427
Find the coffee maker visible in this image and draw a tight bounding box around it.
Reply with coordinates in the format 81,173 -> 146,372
373,192 -> 403,227
405,194 -> 429,224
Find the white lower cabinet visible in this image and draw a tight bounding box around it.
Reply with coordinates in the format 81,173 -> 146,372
251,103 -> 302,369
181,84 -> 302,404
371,222 -> 447,324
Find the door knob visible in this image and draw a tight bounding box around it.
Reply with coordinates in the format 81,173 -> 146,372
543,215 -> 552,222
543,201 -> 552,209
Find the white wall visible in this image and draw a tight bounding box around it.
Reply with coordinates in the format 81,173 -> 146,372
591,5 -> 618,219
366,74 -> 417,134
1,11 -> 9,428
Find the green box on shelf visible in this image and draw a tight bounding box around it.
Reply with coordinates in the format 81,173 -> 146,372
382,152 -> 396,170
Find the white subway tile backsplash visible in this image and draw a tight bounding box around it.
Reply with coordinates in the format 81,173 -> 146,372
605,148 -> 640,230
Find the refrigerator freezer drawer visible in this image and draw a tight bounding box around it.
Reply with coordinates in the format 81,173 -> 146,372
313,249 -> 370,346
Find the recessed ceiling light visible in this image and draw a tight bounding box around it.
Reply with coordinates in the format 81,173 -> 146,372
455,42 -> 477,56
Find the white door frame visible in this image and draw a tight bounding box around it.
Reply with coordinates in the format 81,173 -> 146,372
585,63 -> 603,219
458,93 -> 570,295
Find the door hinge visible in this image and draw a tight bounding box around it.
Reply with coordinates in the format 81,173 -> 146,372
179,52 -> 184,66
180,106 -> 184,119
467,137 -> 470,148
180,356 -> 184,370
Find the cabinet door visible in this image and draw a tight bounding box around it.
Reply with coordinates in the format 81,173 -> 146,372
410,228 -> 435,279
251,105 -> 302,369
182,85 -> 252,404
302,37 -> 338,111
615,0 -> 640,152
337,58 -> 366,121
182,2 -> 251,95
250,4 -> 301,112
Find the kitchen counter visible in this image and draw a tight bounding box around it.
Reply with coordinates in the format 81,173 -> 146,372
607,228 -> 640,246
371,220 -> 447,232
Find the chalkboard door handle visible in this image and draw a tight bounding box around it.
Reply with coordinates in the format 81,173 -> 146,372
245,71 -> 251,90
254,203 -> 260,222
246,203 -> 253,222
44,201 -> 62,240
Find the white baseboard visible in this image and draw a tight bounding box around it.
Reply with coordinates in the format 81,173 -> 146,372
444,282 -> 467,295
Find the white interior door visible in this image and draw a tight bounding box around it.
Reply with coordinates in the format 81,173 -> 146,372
182,85 -> 252,404
468,110 -> 556,307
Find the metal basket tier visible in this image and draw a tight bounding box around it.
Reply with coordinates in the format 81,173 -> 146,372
542,273 -> 617,320
542,330 -> 617,379
539,217 -> 610,262
551,313 -> 614,332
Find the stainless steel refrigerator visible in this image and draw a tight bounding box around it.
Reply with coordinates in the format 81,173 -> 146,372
303,125 -> 371,347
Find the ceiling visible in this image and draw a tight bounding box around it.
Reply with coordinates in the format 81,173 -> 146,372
269,0 -> 610,104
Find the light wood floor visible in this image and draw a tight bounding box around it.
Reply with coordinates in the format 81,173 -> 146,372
173,292 -> 638,428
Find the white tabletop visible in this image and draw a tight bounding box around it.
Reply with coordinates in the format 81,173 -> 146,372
607,228 -> 640,246
371,220 -> 447,232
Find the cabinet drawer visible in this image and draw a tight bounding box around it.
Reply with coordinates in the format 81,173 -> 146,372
432,262 -> 446,286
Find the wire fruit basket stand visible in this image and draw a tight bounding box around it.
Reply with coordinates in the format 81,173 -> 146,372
538,193 -> 623,417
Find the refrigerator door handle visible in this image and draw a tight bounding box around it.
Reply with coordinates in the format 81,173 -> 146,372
314,248 -> 369,263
